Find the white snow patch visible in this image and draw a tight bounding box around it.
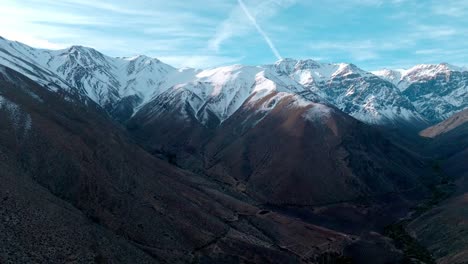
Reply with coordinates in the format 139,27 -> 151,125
0,95 -> 32,134
302,103 -> 332,122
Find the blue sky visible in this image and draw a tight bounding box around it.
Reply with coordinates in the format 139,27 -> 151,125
0,0 -> 466,69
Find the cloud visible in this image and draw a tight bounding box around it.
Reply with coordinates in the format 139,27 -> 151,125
308,40 -> 400,62
414,49 -> 442,55
0,0 -> 466,69
208,0 -> 295,56
0,33 -> 69,50
410,24 -> 459,39
0,0 -> 225,64
431,0 -> 468,17
237,0 -> 282,60
158,55 -> 244,68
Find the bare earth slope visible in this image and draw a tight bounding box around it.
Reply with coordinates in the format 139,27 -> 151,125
419,109 -> 468,138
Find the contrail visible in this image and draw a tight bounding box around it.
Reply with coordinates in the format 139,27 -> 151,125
237,0 -> 282,60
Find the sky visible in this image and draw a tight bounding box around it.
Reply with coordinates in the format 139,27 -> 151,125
0,0 -> 466,70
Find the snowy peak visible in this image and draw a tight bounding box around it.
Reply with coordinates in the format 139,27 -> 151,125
331,63 -> 372,78
271,58 -> 373,85
408,62 -> 465,74
55,45 -> 112,69
273,58 -> 303,74
159,65 -> 264,123
134,58 -> 422,126
403,63 -> 466,81
373,63 -> 468,123
124,55 -> 173,75
372,68 -> 403,81
0,36 -> 176,111
374,63 -> 467,91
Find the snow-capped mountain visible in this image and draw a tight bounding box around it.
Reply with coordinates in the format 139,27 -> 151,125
374,63 -> 468,122
134,58 -> 424,127
269,59 -> 424,124
371,69 -> 406,89
137,63 -> 327,125
2,36 -> 465,126
0,37 -> 175,118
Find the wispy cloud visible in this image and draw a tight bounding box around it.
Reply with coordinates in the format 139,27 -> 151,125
159,55 -> 244,69
431,0 -> 468,17
208,0 -> 295,58
0,0 -> 466,69
308,40 -> 407,62
237,0 -> 282,59
0,0 -> 231,67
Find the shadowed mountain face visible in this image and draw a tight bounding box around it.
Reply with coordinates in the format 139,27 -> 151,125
130,90 -> 431,207
205,94 -> 429,206
128,90 -> 440,264
419,109 -> 468,161
1,66 -> 364,263
405,110 -> 468,264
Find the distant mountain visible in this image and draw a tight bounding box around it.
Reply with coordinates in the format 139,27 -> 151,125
270,59 -> 425,125
1,37 -> 432,126
374,63 -> 468,123
0,37 -> 175,120
129,58 -> 426,130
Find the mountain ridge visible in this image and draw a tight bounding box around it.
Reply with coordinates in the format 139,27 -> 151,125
1,36 -> 466,126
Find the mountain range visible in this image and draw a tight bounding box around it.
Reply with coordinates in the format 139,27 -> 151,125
1,37 -> 466,128
1,36 -> 467,264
